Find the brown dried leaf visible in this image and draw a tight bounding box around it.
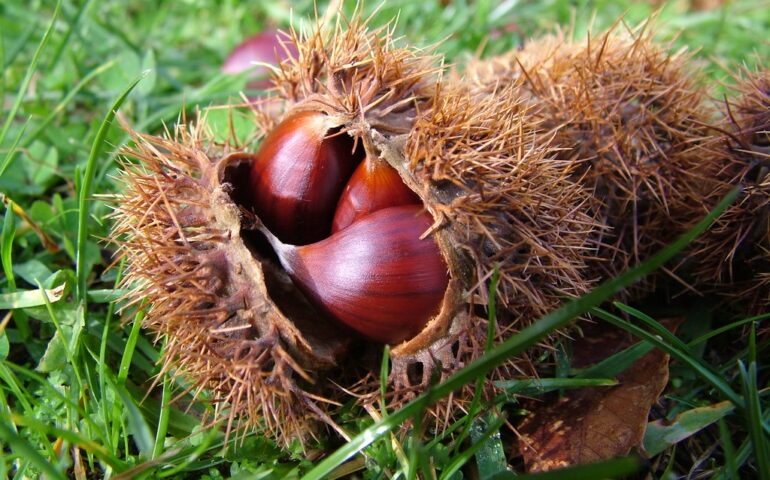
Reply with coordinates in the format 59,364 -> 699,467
518,326 -> 672,472
570,320 -> 641,368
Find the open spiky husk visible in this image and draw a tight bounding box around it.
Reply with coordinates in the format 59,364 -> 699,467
110,11 -> 447,446
462,22 -> 725,298
111,120 -> 351,446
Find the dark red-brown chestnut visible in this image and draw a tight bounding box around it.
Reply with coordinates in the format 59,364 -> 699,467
332,157 -> 421,232
267,205 -> 449,344
249,111 -> 360,245
222,29 -> 298,89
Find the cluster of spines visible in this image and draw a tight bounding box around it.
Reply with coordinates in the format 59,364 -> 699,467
372,78 -> 601,423
110,121 -> 327,446
407,81 -> 601,315
463,24 -> 723,297
690,66 -> 770,315
272,9 -> 442,134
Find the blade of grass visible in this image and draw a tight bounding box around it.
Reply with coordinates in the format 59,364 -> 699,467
118,307 -> 145,384
738,324 -> 769,480
0,21 -> 3,101
156,427 -> 221,478
1,204 -> 17,291
2,362 -> 93,428
379,344 -> 390,417
0,118 -> 28,177
301,187 -> 738,480
0,421 -> 67,480
591,307 -> 744,409
104,371 -> 154,457
454,268 -> 500,453
152,369 -> 171,460
494,377 -> 618,396
689,313 -> 770,347
36,280 -> 85,395
718,417 -> 739,479
113,307 -> 146,451
10,413 -> 127,471
87,288 -> 131,303
714,407 -> 770,480
472,414 -> 509,480
1,23 -> 35,69
76,70 -> 147,301
0,203 -> 30,340
11,460 -> 30,480
48,0 -> 92,70
489,456 -> 640,480
613,302 -> 693,354
0,367 -> 36,421
19,60 -> 116,151
99,258 -> 125,453
440,415 -> 506,480
573,340 -> 654,379
405,414 -> 423,480
0,1 -> 60,148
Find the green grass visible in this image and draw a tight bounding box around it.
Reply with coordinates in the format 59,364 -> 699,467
1,0 -> 769,479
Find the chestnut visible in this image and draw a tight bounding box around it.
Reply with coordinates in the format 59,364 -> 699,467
268,205 -> 449,344
222,30 -> 298,89
332,157 -> 421,232
249,111 -> 360,245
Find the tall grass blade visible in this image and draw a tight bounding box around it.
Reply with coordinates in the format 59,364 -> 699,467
104,372 -> 154,457
0,1 -> 60,148
738,325 -> 769,480
613,302 -> 693,353
441,414 -> 506,480
495,377 -> 617,396
689,313 -> 770,347
574,340 -> 653,379
75,71 -> 147,301
0,421 -> 67,480
10,414 -> 127,471
0,119 -> 28,177
19,61 -> 116,151
591,307 -> 744,408
48,0 -> 92,69
152,371 -> 172,460
1,204 -> 17,290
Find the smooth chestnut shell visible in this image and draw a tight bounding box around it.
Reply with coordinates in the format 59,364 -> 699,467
222,30 -> 298,88
332,158 -> 421,232
249,111 -> 359,245
275,205 -> 449,344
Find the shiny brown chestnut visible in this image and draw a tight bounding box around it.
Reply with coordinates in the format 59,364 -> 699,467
249,111 -> 360,245
222,30 -> 298,89
267,205 -> 449,344
332,157 -> 421,232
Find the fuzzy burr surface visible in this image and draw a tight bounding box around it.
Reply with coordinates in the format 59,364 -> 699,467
463,23 -> 728,298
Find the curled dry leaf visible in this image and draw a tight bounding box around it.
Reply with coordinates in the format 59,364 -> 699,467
517,321 -> 679,472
